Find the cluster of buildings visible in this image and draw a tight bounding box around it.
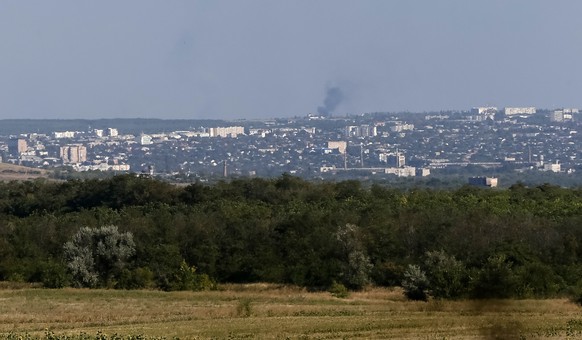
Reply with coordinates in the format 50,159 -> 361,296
0,106 -> 579,181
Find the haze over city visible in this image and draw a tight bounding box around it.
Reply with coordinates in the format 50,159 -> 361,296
1,0 -> 581,120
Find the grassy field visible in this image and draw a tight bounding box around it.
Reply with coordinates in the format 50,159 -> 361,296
0,283 -> 581,339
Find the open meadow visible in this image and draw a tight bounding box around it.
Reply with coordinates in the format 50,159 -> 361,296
0,284 -> 581,339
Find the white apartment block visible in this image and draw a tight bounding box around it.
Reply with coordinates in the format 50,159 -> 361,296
53,131 -> 76,139
345,125 -> 377,138
384,166 -> 416,177
139,134 -> 153,145
390,124 -> 414,132
107,128 -> 119,137
504,107 -> 536,116
544,162 -> 561,173
471,107 -> 498,115
208,126 -> 245,138
551,108 -> 577,122
379,152 -> 405,167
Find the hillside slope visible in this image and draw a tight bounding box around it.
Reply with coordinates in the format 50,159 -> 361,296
0,163 -> 49,180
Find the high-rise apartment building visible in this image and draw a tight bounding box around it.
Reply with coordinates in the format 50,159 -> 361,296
7,138 -> 28,156
107,128 -> 119,137
379,151 -> 405,167
345,125 -> 377,138
60,145 -> 87,163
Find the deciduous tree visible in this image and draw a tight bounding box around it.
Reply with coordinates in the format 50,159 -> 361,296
63,225 -> 135,287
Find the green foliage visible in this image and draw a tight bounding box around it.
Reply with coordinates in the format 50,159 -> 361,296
40,261 -> 70,289
402,265 -> 429,301
63,225 -> 135,288
569,281 -> 582,307
7,272 -> 25,283
335,224 -> 372,290
371,261 -> 405,287
423,250 -> 467,299
515,262 -> 563,298
116,267 -> 155,290
329,281 -> 350,298
470,254 -> 518,299
170,260 -> 216,291
0,175 -> 580,298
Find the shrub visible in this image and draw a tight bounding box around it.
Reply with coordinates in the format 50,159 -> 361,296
170,260 -> 216,291
423,250 -> 467,299
402,264 -> 429,301
335,224 -> 372,290
329,280 -> 350,298
371,261 -> 405,287
40,261 -> 70,289
514,262 -> 563,298
192,272 -> 217,291
6,272 -> 25,283
63,225 -> 135,288
470,254 -> 518,299
566,279 -> 582,307
117,267 -> 155,289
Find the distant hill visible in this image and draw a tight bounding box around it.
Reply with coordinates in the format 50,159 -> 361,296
0,163 -> 50,181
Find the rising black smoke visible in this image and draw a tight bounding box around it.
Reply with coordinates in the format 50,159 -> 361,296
317,87 -> 344,117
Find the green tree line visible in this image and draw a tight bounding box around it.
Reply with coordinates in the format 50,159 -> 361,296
0,174 -> 581,299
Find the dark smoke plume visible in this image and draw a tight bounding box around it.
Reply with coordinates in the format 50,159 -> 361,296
317,87 -> 344,117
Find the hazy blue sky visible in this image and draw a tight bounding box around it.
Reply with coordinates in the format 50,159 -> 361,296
1,1 -> 581,119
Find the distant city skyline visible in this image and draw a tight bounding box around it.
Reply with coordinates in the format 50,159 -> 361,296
1,1 -> 581,120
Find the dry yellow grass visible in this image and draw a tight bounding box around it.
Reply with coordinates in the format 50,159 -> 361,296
0,284 -> 581,339
0,163 -> 49,181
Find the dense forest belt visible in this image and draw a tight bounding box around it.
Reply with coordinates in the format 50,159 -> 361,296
0,174 -> 581,300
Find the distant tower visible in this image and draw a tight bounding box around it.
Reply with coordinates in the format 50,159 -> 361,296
223,160 -> 228,177
360,144 -> 364,168
344,150 -> 347,170
395,148 -> 405,167
396,148 -> 400,167
59,144 -> 87,164
344,140 -> 348,170
8,138 -> 27,156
